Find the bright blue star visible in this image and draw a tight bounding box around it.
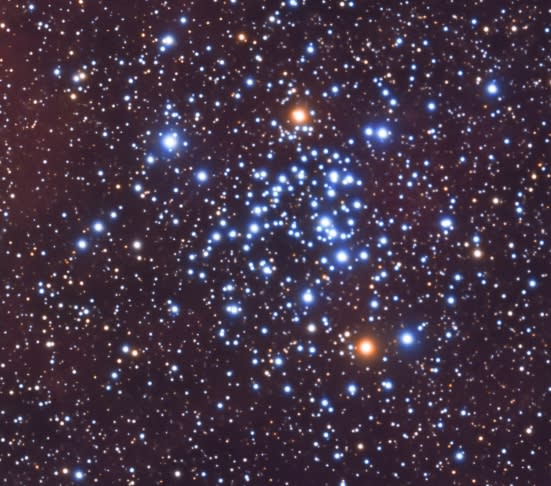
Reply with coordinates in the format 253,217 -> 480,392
160,34 -> 175,46
440,217 -> 453,229
73,469 -> 85,480
162,133 -> 179,151
400,332 -> 414,345
226,303 -> 241,315
302,289 -> 314,304
336,250 -> 349,263
319,215 -> 332,227
486,82 -> 498,95
376,127 -> 389,139
92,221 -> 104,233
196,170 -> 208,182
381,380 -> 393,390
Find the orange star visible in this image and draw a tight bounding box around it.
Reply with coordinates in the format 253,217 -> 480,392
356,337 -> 377,359
290,107 -> 309,125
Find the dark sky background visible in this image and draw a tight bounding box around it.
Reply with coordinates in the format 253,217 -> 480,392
1,0 -> 549,484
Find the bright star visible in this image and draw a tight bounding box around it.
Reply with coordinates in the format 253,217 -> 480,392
400,332 -> 414,345
381,380 -> 393,390
376,127 -> 389,139
162,133 -> 178,150
486,83 -> 498,95
161,34 -> 175,46
302,290 -> 314,304
73,469 -> 85,480
440,217 -> 453,229
291,108 -> 308,124
336,250 -> 349,263
92,221 -> 104,233
357,338 -> 376,357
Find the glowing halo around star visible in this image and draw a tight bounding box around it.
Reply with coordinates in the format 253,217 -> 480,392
161,133 -> 179,151
356,338 -> 377,359
290,107 -> 309,125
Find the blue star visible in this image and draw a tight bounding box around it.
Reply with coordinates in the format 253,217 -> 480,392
162,133 -> 179,151
486,82 -> 498,95
400,332 -> 414,345
73,469 -> 85,480
376,127 -> 390,139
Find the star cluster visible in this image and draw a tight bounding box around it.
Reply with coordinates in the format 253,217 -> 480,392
1,1 -> 549,484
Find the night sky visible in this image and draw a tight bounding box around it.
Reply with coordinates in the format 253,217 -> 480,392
1,1 -> 550,484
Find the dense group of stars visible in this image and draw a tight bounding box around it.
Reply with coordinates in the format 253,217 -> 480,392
1,0 -> 549,484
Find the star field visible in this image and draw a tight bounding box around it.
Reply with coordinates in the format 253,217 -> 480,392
1,1 -> 550,484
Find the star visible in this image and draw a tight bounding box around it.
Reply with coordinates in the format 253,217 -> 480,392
290,107 -> 309,124
356,338 -> 376,358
